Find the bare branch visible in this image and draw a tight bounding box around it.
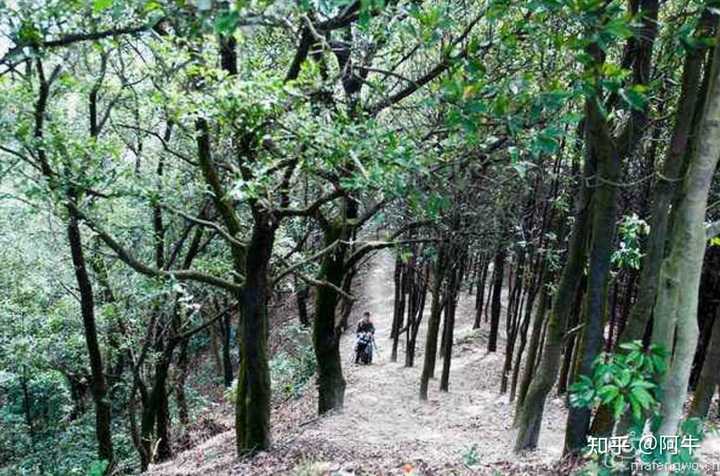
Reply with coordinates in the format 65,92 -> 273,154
272,239 -> 341,286
163,204 -> 246,250
276,189 -> 344,217
68,202 -> 244,292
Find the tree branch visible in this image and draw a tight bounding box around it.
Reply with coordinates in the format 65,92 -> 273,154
365,10 -> 488,115
276,188 -> 344,217
67,202 -> 244,292
272,239 -> 341,286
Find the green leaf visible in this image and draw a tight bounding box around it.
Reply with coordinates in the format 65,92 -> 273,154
598,384 -> 619,404
603,17 -> 633,40
87,460 -> 109,476
630,380 -> 655,390
215,10 -> 240,35
144,0 -> 163,12
630,387 -> 654,409
612,395 -> 626,419
615,368 -> 631,388
92,0 -> 113,12
620,85 -> 647,111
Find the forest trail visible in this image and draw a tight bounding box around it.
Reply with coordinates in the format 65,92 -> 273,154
150,252 -> 568,475
296,251 -> 569,473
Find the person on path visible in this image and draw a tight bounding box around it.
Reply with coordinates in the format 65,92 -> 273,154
355,311 -> 375,364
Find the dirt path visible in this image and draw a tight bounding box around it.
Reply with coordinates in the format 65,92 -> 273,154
289,251 -> 568,474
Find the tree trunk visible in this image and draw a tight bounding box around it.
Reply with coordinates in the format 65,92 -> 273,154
510,271 -> 541,402
176,339 -> 191,426
619,8 -> 714,346
513,147 -> 594,452
488,249 -> 506,352
564,98 -> 621,453
440,260 -> 459,391
236,219 -> 275,454
391,255 -> 405,362
406,263 -> 429,368
502,251 -> 527,394
313,223 -> 348,414
419,246 -> 446,400
139,344 -> 176,469
690,309 -> 720,418
474,256 -> 489,329
516,270 -> 550,410
67,206 -> 114,466
222,310 -> 234,388
296,284 -> 310,327
652,29 -> 720,441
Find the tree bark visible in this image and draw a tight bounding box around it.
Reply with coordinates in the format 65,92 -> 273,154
313,223 -> 348,414
67,206 -> 114,466
516,270 -> 550,411
689,309 -> 720,418
176,339 -> 191,426
619,8 -> 714,346
652,27 -> 720,442
296,284 -> 310,327
440,257 -> 460,391
391,255 -> 405,362
474,256 -> 489,329
222,309 -> 234,388
419,245 -> 446,400
488,248 -> 506,352
235,219 -> 275,454
563,97 -> 621,454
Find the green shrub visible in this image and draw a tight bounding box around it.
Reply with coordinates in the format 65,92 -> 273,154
226,324 -> 316,403
570,342 -> 709,475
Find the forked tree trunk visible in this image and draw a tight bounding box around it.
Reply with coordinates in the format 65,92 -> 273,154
589,14 -> 714,437
619,8 -> 714,347
652,37 -> 720,439
440,259 -> 460,391
222,310 -> 234,388
296,285 -> 310,327
419,246 -> 446,400
405,261 -> 429,367
515,269 -> 550,411
564,98 -> 621,454
139,341 -> 177,470
509,270 -> 541,402
474,256 -> 489,329
391,256 -> 405,362
176,339 -> 191,426
502,251 -> 527,394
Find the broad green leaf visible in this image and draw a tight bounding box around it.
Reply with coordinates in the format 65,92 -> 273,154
598,384 -> 619,404
631,387 -> 654,409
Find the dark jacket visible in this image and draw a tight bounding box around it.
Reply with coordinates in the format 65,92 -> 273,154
356,320 -> 375,335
